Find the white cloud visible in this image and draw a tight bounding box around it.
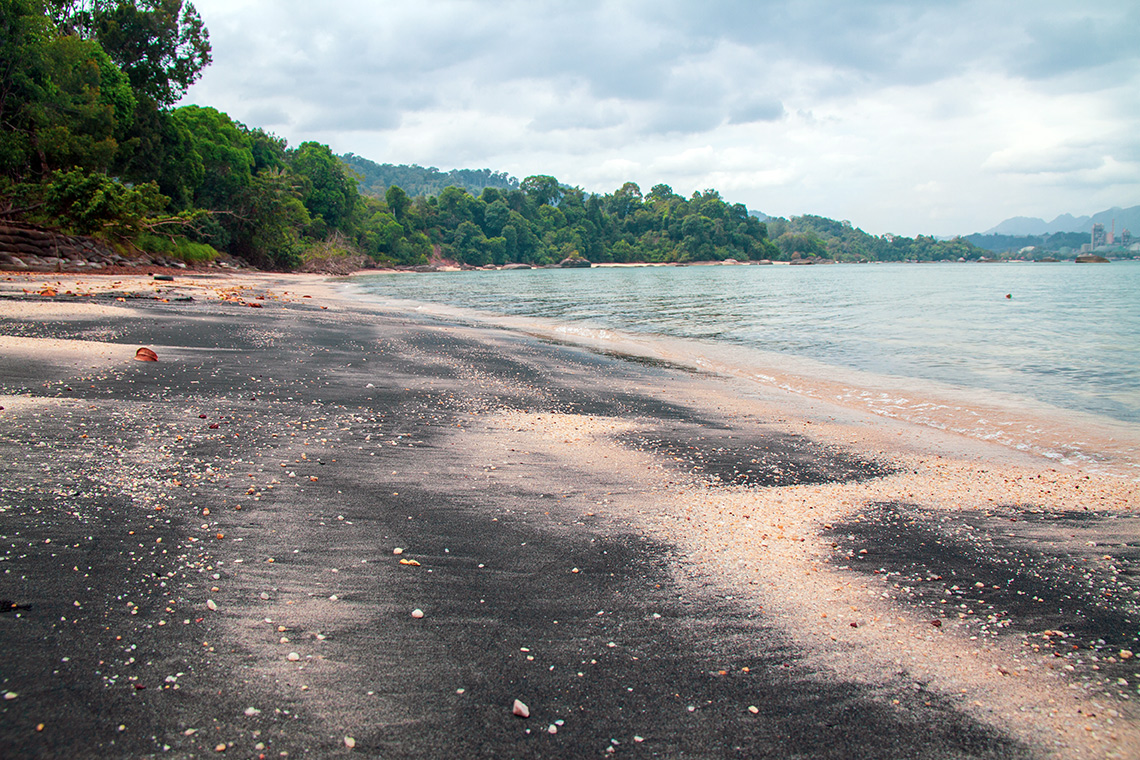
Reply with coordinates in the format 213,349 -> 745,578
180,0 -> 1140,235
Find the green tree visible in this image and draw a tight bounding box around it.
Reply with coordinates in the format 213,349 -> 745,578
384,184 -> 411,224
50,0 -> 211,107
289,141 -> 358,234
520,174 -> 561,207
0,3 -> 136,179
172,104 -> 252,209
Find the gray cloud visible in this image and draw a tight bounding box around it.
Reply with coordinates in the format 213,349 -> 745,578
181,0 -> 1140,235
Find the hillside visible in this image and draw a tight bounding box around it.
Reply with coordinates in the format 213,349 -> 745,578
340,154 -> 519,198
765,215 -> 984,262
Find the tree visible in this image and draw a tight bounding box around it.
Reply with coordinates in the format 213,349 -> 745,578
384,184 -> 411,224
520,174 -> 562,207
289,141 -> 358,233
172,104 -> 251,209
0,2 -> 136,179
50,0 -> 211,107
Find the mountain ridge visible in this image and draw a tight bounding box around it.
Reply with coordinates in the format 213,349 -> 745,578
982,205 -> 1140,236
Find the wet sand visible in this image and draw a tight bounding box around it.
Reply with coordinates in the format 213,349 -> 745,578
1,271 -> 1138,759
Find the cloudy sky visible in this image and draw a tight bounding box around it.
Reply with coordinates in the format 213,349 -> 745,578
179,0 -> 1139,236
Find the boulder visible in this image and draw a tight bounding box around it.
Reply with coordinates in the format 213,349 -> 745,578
559,257 -> 592,268
501,263 -> 532,270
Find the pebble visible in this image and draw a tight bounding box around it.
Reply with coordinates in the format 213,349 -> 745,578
287,652 -> 301,662
512,699 -> 530,718
206,599 -> 218,611
411,608 -> 424,619
344,736 -> 356,749
244,707 -> 261,716
548,724 -> 558,734
3,691 -> 16,700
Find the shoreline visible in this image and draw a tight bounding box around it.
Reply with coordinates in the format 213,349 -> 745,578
1,271 -> 1138,758
340,272 -> 1140,483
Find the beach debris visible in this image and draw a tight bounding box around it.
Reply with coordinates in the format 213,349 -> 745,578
153,274 -> 174,282
206,599 -> 218,611
512,699 -> 530,718
243,707 -> 261,716
393,547 -> 404,555
399,558 -> 420,566
3,691 -> 17,700
344,736 -> 356,749
931,619 -> 942,627
287,652 -> 301,662
547,724 -> 558,734
214,742 -> 227,752
1122,650 -> 1134,660
134,347 -> 158,362
411,608 -> 424,619
748,705 -> 759,714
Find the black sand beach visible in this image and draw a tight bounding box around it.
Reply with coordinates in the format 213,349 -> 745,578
1,273 -> 1137,758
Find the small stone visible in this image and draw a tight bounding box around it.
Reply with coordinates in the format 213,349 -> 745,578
512,699 -> 530,718
748,705 -> 759,714
1121,650 -> 1134,660
411,609 -> 424,619
214,743 -> 226,752
206,599 -> 218,611
547,724 -> 557,734
634,736 -> 644,743
3,692 -> 16,700
244,707 -> 261,716
344,736 -> 356,749
393,548 -> 404,555
286,652 -> 301,662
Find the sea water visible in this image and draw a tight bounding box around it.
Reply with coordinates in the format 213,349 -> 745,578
351,261 -> 1140,471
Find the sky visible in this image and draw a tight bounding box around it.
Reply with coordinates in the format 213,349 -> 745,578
179,0 -> 1140,237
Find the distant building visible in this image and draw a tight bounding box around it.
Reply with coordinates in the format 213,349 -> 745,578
1092,223 -> 1106,247
1122,228 -> 1133,246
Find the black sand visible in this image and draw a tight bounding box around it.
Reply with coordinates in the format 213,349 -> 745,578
1,282 -> 1125,757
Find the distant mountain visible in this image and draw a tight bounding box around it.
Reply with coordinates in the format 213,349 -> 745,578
340,154 -> 519,198
982,205 -> 1140,235
748,209 -> 770,222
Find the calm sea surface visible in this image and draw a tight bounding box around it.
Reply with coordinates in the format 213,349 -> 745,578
352,262 -> 1140,427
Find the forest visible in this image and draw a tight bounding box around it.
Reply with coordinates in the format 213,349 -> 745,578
0,1 -> 989,269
